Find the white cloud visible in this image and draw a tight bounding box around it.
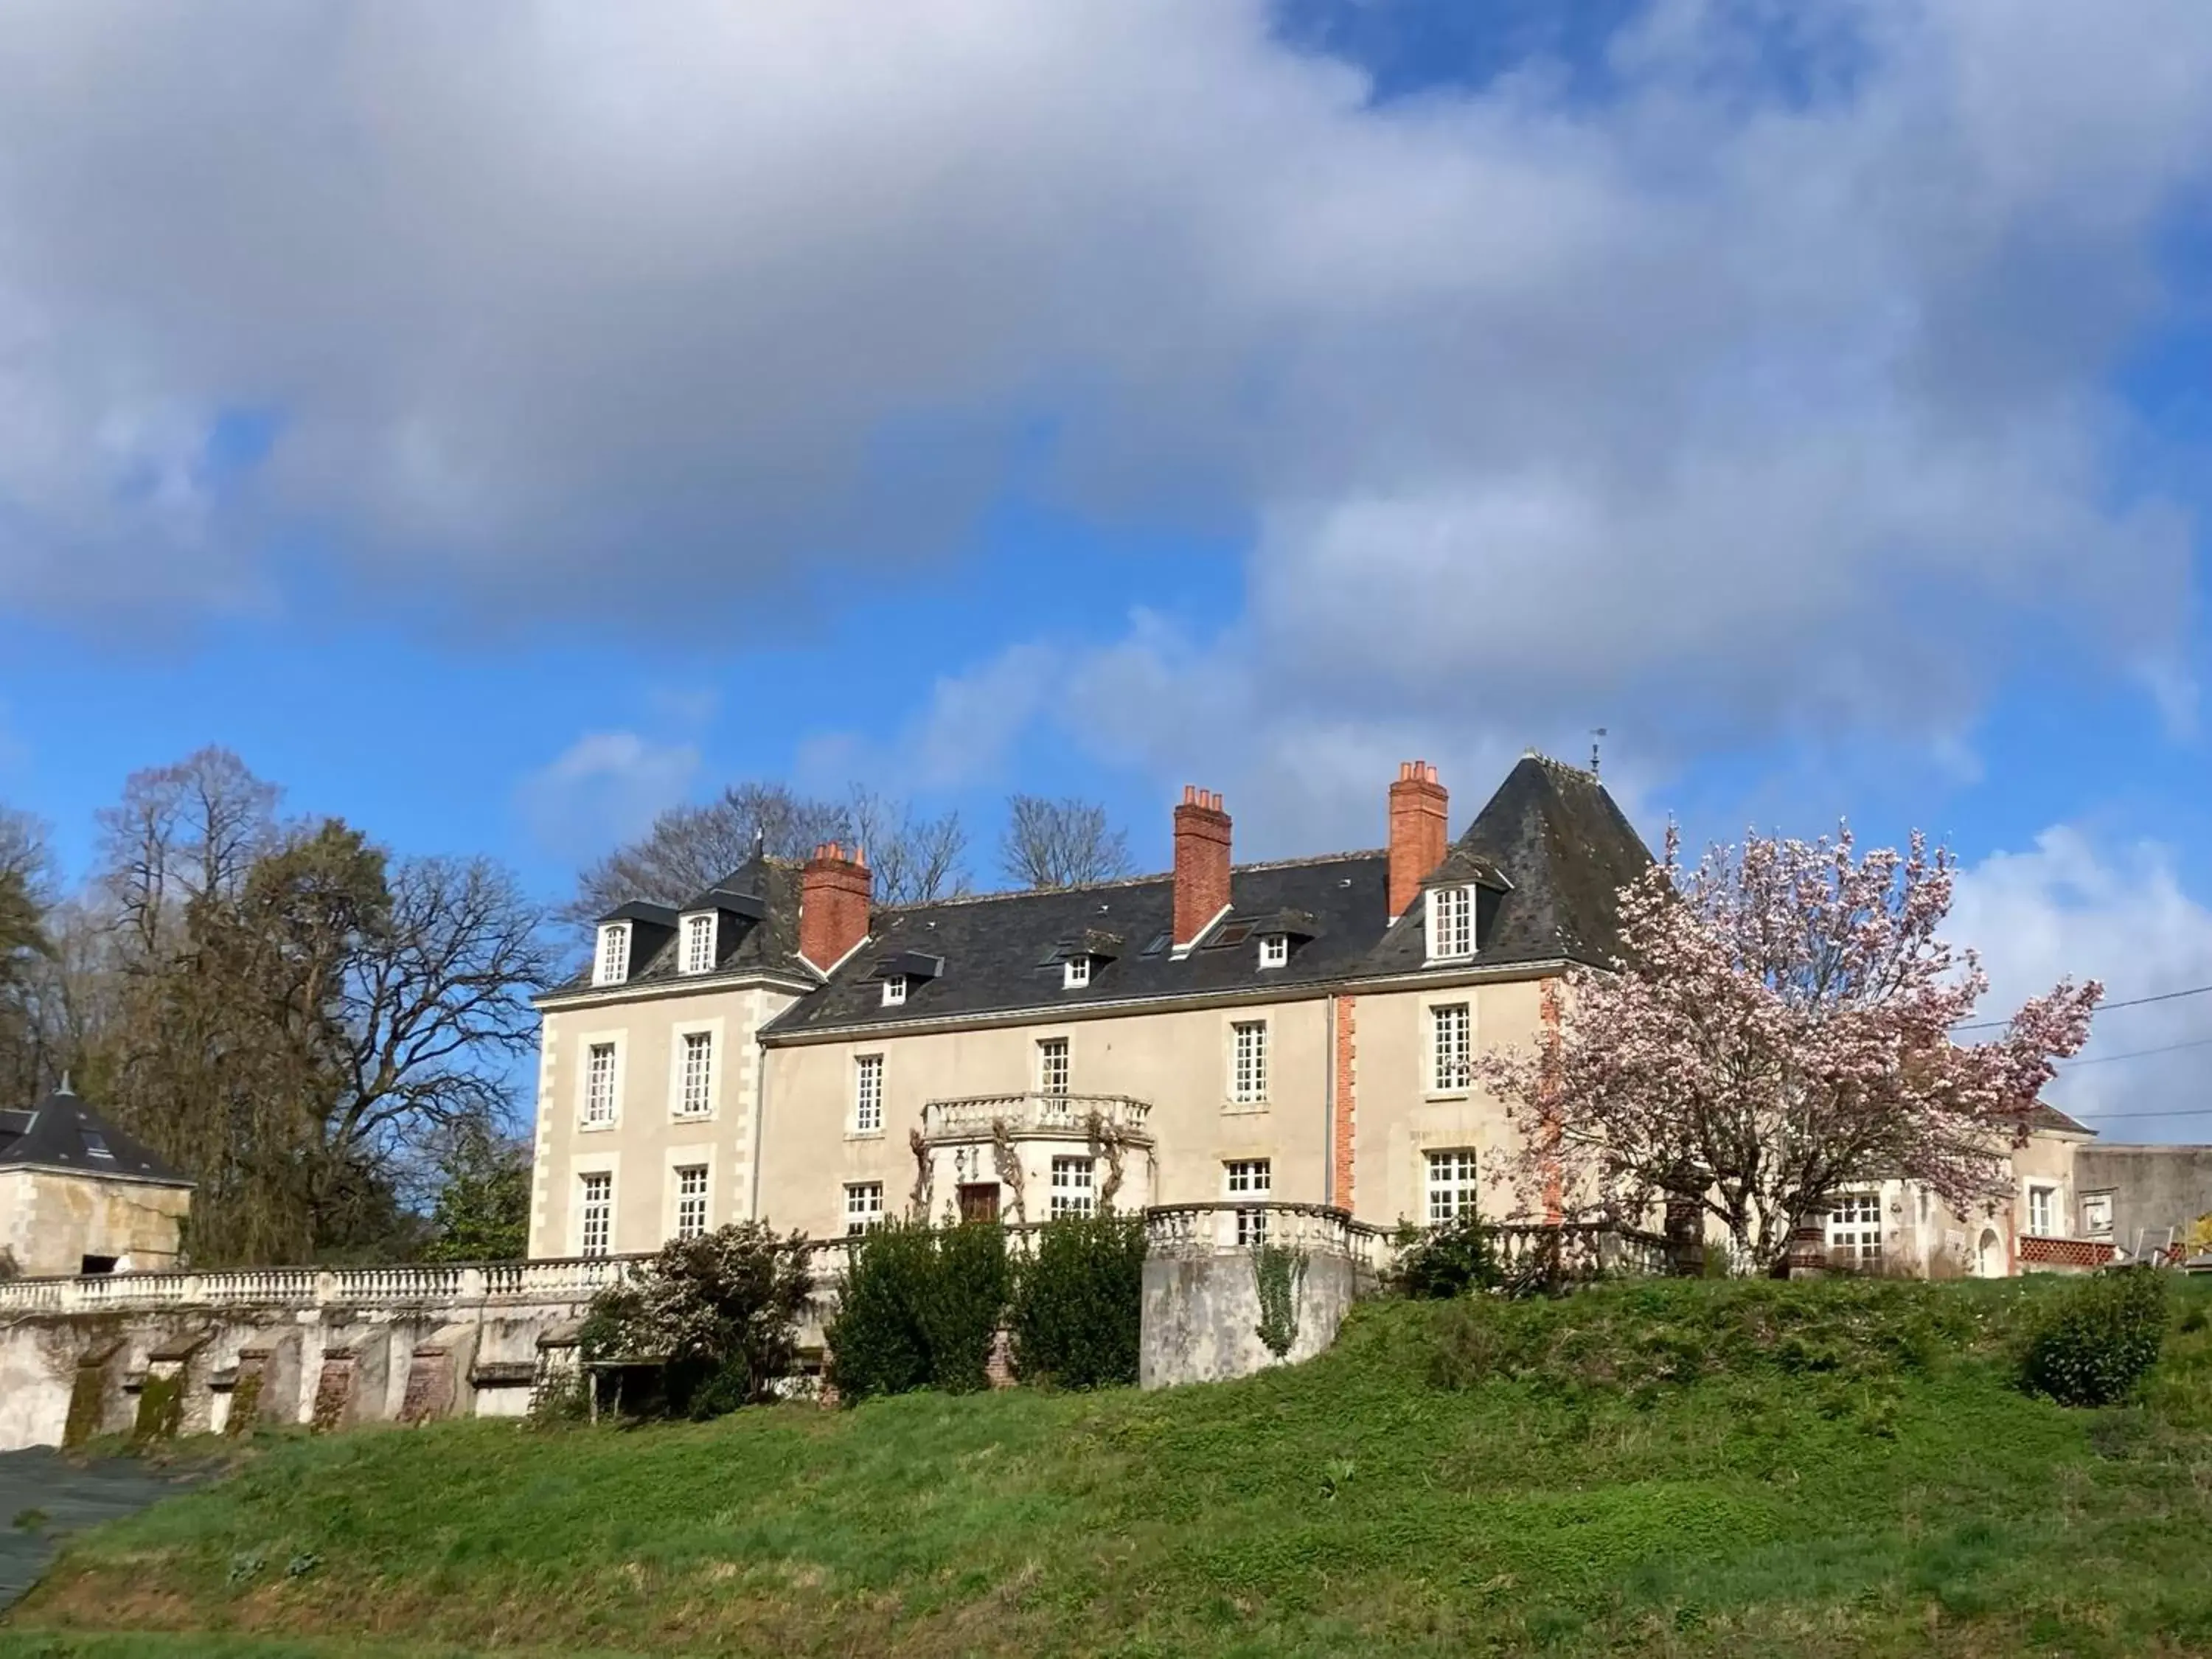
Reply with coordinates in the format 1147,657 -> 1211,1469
1952,827 -> 2212,1143
517,730 -> 700,861
0,0 -> 2205,771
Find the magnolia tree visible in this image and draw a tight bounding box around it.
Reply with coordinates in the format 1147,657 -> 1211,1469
1478,827 -> 2100,1273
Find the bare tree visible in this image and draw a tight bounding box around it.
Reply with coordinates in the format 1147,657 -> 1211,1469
566,782 -> 849,923
95,747 -> 279,961
998,795 -> 1133,889
847,788 -> 969,905
0,807 -> 57,905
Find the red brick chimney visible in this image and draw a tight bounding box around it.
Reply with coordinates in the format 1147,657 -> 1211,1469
800,841 -> 872,970
1172,786 -> 1232,949
1388,760 -> 1448,922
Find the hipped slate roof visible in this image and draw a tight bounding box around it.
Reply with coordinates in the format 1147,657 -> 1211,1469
0,1083 -> 192,1189
577,855 -> 816,989
767,754 -> 1657,1036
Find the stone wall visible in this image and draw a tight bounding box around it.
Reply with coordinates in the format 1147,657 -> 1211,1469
0,1169 -> 191,1278
2076,1144 -> 2212,1261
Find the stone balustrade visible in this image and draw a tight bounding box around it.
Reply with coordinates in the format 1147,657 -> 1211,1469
0,1255 -> 644,1317
921,1091 -> 1152,1143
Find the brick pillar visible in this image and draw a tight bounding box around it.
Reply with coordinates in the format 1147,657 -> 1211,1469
1387,761 -> 1448,922
1172,787 -> 1232,947
1332,994 -> 1358,1211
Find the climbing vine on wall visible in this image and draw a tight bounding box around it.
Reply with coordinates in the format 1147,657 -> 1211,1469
1253,1243 -> 1308,1360
1085,1110 -> 1133,1212
908,1126 -> 933,1220
990,1119 -> 1029,1226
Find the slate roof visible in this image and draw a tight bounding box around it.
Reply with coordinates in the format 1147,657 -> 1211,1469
765,754 -> 1657,1037
2027,1103 -> 2096,1138
557,855 -> 817,992
0,1083 -> 192,1188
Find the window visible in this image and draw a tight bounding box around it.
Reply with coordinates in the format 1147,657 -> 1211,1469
677,1031 -> 714,1116
1426,1150 -> 1478,1222
882,973 -> 908,1007
845,1181 -> 883,1234
674,1165 -> 709,1240
1225,1158 -> 1271,1245
80,1129 -> 114,1161
1063,955 -> 1091,990
853,1054 -> 884,1135
2028,1184 -> 2057,1236
682,914 -> 715,975
1430,1002 -> 1472,1093
1826,1191 -> 1883,1265
594,923 -> 630,987
2082,1192 -> 2114,1237
579,1172 -> 613,1257
1258,933 -> 1289,970
1230,1020 -> 1269,1105
1426,886 -> 1474,961
1037,1037 -> 1071,1097
1051,1155 -> 1095,1218
584,1042 -> 618,1125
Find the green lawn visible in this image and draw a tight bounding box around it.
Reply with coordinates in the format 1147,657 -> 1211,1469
6,1276 -> 2211,1658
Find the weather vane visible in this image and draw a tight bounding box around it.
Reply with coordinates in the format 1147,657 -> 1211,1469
1590,728 -> 1607,777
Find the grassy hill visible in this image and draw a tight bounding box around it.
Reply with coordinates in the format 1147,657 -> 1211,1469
5,1275 -> 2211,1658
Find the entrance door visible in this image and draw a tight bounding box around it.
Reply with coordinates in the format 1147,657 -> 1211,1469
1975,1228 -> 2002,1278
957,1183 -> 1001,1225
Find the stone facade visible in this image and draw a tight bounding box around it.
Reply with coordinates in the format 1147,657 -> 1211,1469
0,1166 -> 192,1279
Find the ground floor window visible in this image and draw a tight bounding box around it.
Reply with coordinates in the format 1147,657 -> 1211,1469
2028,1184 -> 2058,1236
674,1164 -> 709,1241
1225,1158 -> 1271,1245
1050,1155 -> 1095,1219
579,1172 -> 613,1257
1425,1149 -> 1478,1222
1826,1190 -> 1882,1266
845,1181 -> 883,1235
2081,1192 -> 2114,1237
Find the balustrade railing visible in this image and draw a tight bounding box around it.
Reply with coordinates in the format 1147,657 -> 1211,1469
922,1092 -> 1152,1141
0,1253 -> 644,1316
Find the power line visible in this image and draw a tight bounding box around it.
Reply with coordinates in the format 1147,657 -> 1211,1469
2074,1106 -> 2212,1120
1954,981 -> 2212,1032
2058,1034 -> 2212,1069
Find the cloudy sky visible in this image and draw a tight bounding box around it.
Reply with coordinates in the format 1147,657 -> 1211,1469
4,0 -> 2211,1135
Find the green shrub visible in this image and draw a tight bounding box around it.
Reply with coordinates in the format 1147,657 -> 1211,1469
580,1222 -> 813,1419
2020,1267 -> 2168,1408
829,1221 -> 1011,1402
1393,1212 -> 1500,1299
1012,1214 -> 1146,1389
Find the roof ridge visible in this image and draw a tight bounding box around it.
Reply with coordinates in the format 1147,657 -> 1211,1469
1520,748 -> 1602,787
878,849 -> 1387,917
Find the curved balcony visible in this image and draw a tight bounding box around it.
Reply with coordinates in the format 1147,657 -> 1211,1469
921,1091 -> 1152,1144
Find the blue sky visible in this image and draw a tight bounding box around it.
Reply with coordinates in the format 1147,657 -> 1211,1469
4,0 -> 2212,1135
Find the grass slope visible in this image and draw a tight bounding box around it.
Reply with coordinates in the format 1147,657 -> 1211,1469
6,1276 -> 2211,1658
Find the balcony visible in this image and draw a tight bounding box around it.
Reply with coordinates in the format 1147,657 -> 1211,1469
921,1091 -> 1152,1145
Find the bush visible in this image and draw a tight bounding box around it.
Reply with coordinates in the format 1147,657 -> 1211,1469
2020,1267 -> 2168,1408
1013,1214 -> 1146,1388
829,1221 -> 1010,1402
1393,1212 -> 1500,1299
580,1222 -> 813,1419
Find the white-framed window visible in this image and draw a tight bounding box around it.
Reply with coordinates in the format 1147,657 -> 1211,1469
594,923 -> 630,987
883,973 -> 907,1007
1430,1002 -> 1472,1093
1258,933 -> 1289,970
1226,1158 -> 1271,1245
852,1054 -> 885,1135
583,1041 -> 618,1125
579,1172 -> 613,1257
2028,1184 -> 2057,1236
1426,1150 -> 1478,1223
682,914 -> 715,975
1426,886 -> 1474,961
677,1031 -> 714,1117
1063,956 -> 1091,990
1826,1191 -> 1883,1265
1230,1020 -> 1269,1105
2082,1192 -> 2114,1237
1037,1036 -> 1071,1097
845,1181 -> 883,1235
674,1164 -> 709,1241
1051,1155 -> 1095,1218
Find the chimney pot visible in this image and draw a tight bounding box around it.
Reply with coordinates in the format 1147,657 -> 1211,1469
1172,786 -> 1233,947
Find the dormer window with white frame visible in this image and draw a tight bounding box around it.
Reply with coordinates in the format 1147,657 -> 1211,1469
594,923 -> 630,987
883,973 -> 908,1007
1063,955 -> 1091,990
1426,886 -> 1475,962
1257,933 -> 1289,970
681,913 -> 716,975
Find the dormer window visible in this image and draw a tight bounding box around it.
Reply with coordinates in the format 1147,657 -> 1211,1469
1063,956 -> 1091,990
681,914 -> 716,975
883,973 -> 908,1007
1426,886 -> 1474,961
1257,933 -> 1289,970
594,922 -> 630,987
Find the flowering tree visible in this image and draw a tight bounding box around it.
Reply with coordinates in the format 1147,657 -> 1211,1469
1478,827 -> 2099,1273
